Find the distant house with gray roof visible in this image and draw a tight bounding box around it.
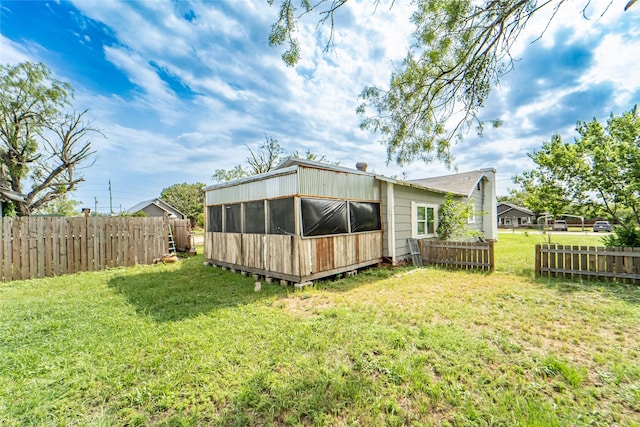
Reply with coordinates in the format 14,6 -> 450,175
497,203 -> 535,227
128,198 -> 186,219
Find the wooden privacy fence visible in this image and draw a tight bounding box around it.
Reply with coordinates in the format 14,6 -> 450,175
535,244 -> 640,284
0,216 -> 169,282
169,218 -> 192,252
417,240 -> 494,272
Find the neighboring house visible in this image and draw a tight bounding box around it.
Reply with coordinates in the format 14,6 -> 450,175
497,203 -> 535,227
203,158 -> 497,284
128,198 -> 186,219
0,186 -> 27,216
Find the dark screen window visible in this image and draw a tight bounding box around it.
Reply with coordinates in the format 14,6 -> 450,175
268,198 -> 295,235
207,205 -> 222,232
244,201 -> 265,234
224,204 -> 241,233
301,198 -> 348,236
349,202 -> 381,232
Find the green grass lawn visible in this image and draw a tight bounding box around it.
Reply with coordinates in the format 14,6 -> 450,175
495,231 -> 607,276
1,242 -> 639,426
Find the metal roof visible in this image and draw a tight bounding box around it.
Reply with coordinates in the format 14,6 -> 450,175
407,168 -> 495,197
204,157 -> 494,200
128,198 -> 186,218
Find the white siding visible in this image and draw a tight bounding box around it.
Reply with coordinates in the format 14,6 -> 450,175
392,185 -> 444,260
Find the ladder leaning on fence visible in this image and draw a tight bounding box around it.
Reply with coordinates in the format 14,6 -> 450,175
167,222 -> 177,254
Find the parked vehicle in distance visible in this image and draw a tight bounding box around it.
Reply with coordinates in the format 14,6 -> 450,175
593,220 -> 612,232
552,220 -> 568,231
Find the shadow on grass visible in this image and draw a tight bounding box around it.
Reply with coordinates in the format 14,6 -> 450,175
107,255 -> 295,322
107,255 -> 390,323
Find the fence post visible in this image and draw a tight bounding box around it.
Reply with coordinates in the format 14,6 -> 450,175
489,240 -> 495,272
534,244 -> 541,277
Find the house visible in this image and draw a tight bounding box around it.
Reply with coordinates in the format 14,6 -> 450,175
203,158 -> 497,284
128,198 -> 186,219
497,203 -> 535,227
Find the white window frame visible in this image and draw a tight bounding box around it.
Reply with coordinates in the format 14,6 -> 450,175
467,200 -> 476,224
411,202 -> 438,238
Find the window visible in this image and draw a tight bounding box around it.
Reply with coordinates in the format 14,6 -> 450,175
224,204 -> 242,233
268,198 -> 295,235
301,198 -> 348,236
244,201 -> 265,234
413,203 -> 437,238
207,205 -> 222,232
467,201 -> 476,224
349,201 -> 381,232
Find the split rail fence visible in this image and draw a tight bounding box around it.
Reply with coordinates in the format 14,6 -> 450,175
417,240 -> 494,272
535,244 -> 640,284
0,216 -> 173,282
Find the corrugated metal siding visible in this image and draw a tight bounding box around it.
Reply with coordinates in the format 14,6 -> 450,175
298,167 -> 379,201
206,172 -> 298,205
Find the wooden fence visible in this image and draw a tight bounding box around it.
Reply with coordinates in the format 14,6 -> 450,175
417,240 -> 494,271
0,216 -> 170,282
169,218 -> 192,252
535,244 -> 640,284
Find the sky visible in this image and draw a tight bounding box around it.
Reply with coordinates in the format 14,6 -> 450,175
1,0 -> 639,214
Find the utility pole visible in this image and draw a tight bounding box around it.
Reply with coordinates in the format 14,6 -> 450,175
109,179 -> 113,215
94,197 -> 98,216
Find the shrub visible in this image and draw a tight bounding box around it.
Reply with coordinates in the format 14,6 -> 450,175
601,218 -> 640,247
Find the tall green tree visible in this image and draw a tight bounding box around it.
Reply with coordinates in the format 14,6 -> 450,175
0,62 -> 99,216
160,182 -> 206,227
212,135 -> 337,182
515,106 -> 640,223
34,193 -> 81,216
268,0 -> 636,165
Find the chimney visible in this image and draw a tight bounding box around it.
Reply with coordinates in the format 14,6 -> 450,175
356,162 -> 368,172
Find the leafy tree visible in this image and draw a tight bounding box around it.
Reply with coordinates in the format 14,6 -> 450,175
515,106 -> 640,223
268,0 -> 636,165
160,182 -> 206,226
497,189 -> 527,208
436,194 -> 481,241
601,217 -> 640,247
0,62 -> 99,216
34,193 -> 81,216
212,135 -> 337,182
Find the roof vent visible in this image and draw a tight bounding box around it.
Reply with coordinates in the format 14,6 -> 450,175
356,162 -> 368,172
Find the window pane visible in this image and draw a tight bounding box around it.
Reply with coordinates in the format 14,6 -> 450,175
207,205 -> 222,232
244,201 -> 265,234
417,222 -> 425,235
417,206 -> 426,220
427,207 -> 435,234
225,204 -> 241,233
349,201 -> 381,232
268,198 -> 295,235
301,198 -> 348,236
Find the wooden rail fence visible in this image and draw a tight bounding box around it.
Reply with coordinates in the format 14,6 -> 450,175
0,216 -> 170,282
535,244 -> 640,284
417,240 -> 494,272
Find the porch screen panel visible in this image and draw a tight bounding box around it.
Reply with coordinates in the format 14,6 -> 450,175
268,198 -> 295,235
349,201 -> 381,232
207,205 -> 222,232
301,198 -> 348,236
224,204 -> 241,233
244,201 -> 265,234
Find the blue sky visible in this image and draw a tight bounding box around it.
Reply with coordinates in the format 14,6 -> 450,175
1,0 -> 639,213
